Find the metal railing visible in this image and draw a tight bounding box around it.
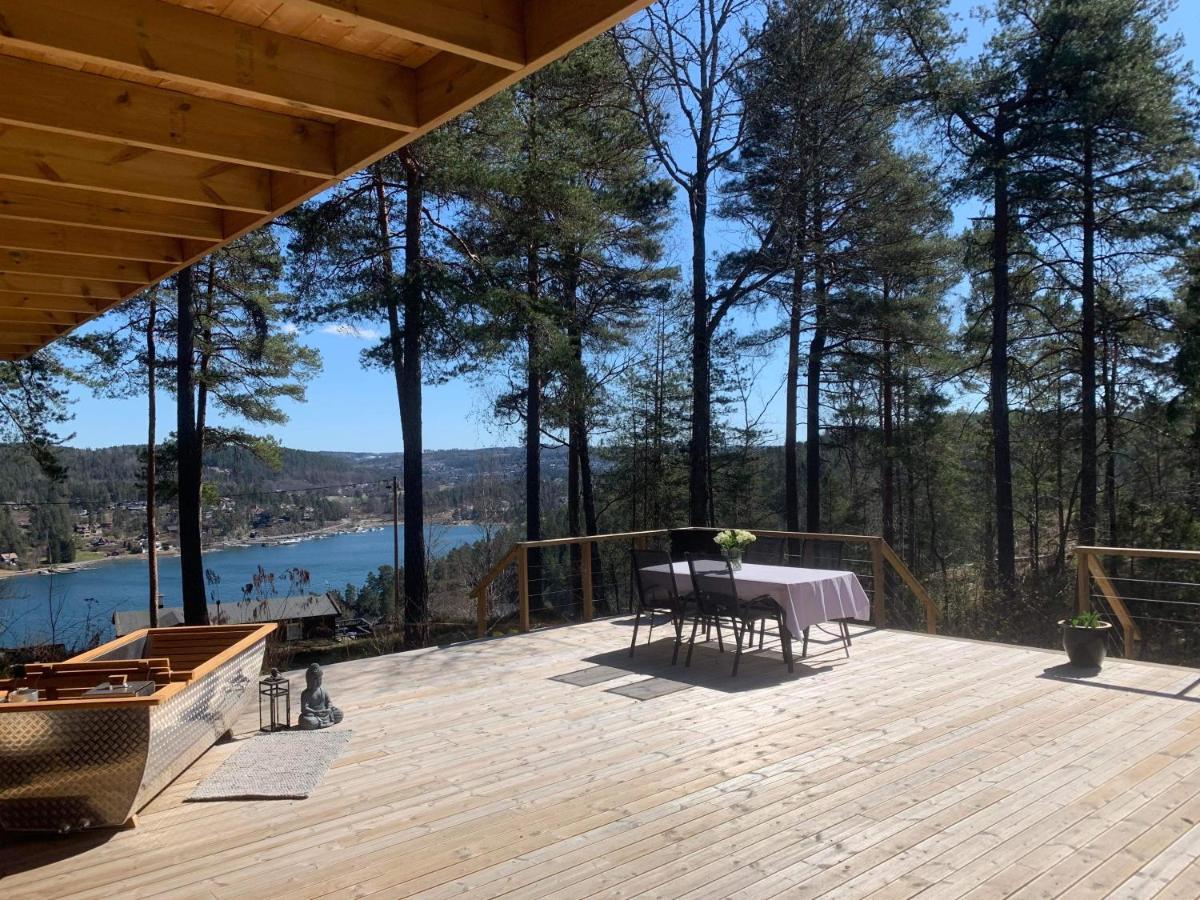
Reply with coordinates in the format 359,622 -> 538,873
470,527 -> 939,639
1076,545 -> 1200,663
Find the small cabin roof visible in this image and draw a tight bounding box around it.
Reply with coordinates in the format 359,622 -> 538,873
113,592 -> 341,635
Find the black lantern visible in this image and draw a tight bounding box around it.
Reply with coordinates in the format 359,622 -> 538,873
259,668 -> 291,731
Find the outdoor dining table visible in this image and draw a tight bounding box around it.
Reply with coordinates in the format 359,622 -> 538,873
641,561 -> 871,639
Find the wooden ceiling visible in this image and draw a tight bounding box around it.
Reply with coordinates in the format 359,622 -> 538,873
0,0 -> 652,360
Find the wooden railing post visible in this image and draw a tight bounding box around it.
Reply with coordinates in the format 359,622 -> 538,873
879,540 -> 938,635
1076,547 -> 1090,615
475,587 -> 486,639
517,543 -> 530,633
872,538 -> 886,628
1087,553 -> 1141,658
581,540 -> 594,622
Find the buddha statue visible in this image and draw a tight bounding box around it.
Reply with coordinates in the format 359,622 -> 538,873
296,663 -> 343,730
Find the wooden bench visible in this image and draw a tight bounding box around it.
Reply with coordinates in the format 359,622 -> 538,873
19,658 -> 174,700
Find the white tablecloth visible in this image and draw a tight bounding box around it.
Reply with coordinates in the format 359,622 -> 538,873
642,561 -> 871,639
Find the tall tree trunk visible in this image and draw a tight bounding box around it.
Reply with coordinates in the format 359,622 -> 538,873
525,248 -> 543,610
146,291 -> 159,628
784,264 -> 803,532
175,266 -> 207,625
805,203 -> 827,532
1079,129 -> 1098,549
1054,351 -> 1068,575
400,150 -> 428,646
371,161 -> 428,642
689,174 -> 712,526
880,302 -> 895,548
565,256 -> 584,611
990,115 -> 1016,598
1102,326 -> 1119,545
372,165 -> 404,627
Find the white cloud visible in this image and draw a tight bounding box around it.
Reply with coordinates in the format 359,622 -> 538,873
320,323 -> 382,341
280,322 -> 300,335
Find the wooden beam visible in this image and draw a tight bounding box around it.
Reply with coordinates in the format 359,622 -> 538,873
879,540 -> 939,634
0,179 -> 224,240
290,0 -> 526,71
0,292 -> 107,313
0,56 -> 337,177
581,540 -> 594,622
517,543 -> 531,633
0,307 -> 84,327
871,538 -> 886,628
0,320 -> 71,338
0,250 -> 158,284
333,2 -> 655,177
1088,555 -> 1142,653
0,276 -> 129,301
0,221 -> 186,264
0,0 -> 420,131
1078,545 -> 1200,562
0,126 -> 278,213
525,0 -> 654,65
414,54 -> 513,129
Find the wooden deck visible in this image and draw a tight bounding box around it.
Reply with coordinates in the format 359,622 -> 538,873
4,620 -> 1200,898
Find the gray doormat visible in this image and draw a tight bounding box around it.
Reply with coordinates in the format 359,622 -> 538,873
551,665 -> 627,686
187,729 -> 352,801
606,677 -> 691,701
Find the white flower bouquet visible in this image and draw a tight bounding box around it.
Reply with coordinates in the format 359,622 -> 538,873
714,529 -> 755,569
714,529 -> 757,551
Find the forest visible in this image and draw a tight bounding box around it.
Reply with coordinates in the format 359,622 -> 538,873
1,0 -> 1198,654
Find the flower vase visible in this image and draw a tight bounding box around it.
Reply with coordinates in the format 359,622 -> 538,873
723,548 -> 743,571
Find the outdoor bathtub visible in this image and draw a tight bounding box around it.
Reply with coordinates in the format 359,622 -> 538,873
0,623 -> 275,832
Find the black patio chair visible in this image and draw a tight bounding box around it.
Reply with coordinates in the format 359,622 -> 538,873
631,547 -> 694,664
800,539 -> 853,653
685,554 -> 794,676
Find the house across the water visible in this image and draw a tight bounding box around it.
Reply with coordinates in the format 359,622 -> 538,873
113,594 -> 342,641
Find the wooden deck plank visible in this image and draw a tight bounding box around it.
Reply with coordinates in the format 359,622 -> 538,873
2,621 -> 1198,900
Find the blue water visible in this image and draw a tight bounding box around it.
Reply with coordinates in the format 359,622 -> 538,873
0,523 -> 487,648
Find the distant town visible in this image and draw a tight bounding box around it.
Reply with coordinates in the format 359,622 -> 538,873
0,445 -> 567,574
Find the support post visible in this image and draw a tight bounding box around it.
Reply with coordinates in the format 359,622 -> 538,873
392,476 -> 401,628
872,538 -> 886,628
581,540 -> 594,622
475,587 -> 487,639
1077,548 -> 1090,615
517,543 -> 531,633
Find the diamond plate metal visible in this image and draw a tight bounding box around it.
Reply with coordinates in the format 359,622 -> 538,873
138,644 -> 263,807
0,639 -> 266,832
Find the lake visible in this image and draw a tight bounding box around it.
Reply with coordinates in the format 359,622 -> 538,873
0,523 -> 487,649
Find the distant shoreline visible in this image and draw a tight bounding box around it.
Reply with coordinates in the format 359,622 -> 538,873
0,517 -> 489,580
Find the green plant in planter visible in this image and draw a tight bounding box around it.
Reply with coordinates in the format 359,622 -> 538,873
1060,610 -> 1112,669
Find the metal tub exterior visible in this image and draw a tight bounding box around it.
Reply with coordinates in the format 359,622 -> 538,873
0,627 -> 270,832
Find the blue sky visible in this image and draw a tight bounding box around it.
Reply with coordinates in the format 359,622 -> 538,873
56,0 -> 1200,453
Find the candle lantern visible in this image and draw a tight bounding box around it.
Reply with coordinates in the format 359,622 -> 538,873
259,668 -> 291,732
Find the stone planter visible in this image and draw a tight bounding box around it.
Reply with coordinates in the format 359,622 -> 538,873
1059,619 -> 1113,669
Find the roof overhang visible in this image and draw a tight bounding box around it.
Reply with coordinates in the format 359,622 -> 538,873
0,0 -> 652,360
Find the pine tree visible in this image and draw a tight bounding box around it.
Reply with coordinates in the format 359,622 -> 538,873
174,234 -> 319,624
1016,0 -> 1199,547
617,0 -> 772,527
451,39 -> 674,611
286,138 -> 468,645
727,0 -> 928,532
